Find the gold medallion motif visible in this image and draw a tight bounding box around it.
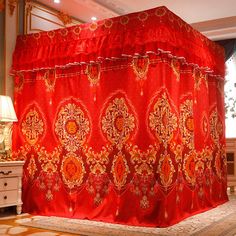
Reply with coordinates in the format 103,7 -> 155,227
111,151 -> 130,190
61,152 -> 86,189
183,151 -> 196,186
59,28 -> 68,37
73,26 -> 81,35
104,19 -> 113,28
120,16 -> 129,25
155,7 -> 167,17
55,100 -> 90,152
47,31 -> 55,39
138,12 -> 148,22
21,105 -> 45,145
33,32 -> 41,40
89,22 -> 98,31
101,94 -> 136,150
148,92 -> 178,147
157,151 -> 175,189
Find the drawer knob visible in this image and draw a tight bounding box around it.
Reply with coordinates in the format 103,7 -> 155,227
4,182 -> 7,187
4,196 -> 7,200
0,171 -> 12,175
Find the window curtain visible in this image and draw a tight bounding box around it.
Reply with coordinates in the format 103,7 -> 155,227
11,6 -> 228,227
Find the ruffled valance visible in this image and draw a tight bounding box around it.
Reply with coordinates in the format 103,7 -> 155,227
12,6 -> 225,78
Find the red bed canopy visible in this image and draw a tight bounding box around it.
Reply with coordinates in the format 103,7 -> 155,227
12,6 -> 227,227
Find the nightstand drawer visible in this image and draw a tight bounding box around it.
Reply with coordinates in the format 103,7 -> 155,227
0,161 -> 24,214
0,177 -> 18,191
0,190 -> 18,206
0,166 -> 23,177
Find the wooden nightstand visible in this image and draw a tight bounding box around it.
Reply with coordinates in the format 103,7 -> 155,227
0,161 -> 24,214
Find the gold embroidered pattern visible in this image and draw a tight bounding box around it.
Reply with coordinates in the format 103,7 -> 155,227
171,58 -> 180,82
101,96 -> 136,150
11,144 -> 31,161
183,150 -> 196,186
111,151 -> 130,190
132,56 -> 150,80
120,16 -> 129,25
132,56 -> 150,95
38,147 -> 61,174
130,145 -> 157,175
104,19 -> 113,28
180,99 -> 194,149
170,142 -> 183,164
85,63 -> 101,86
73,26 -> 81,35
33,32 -> 41,40
130,145 -> 158,208
209,108 -> 223,144
21,106 -> 45,145
201,113 -> 209,140
44,69 -> 56,92
194,69 -> 205,90
37,147 -> 61,200
55,100 -> 90,152
149,92 -> 178,147
61,152 -> 86,189
89,22 -> 98,31
86,146 -> 111,205
157,151 -> 175,189
138,12 -> 149,22
27,156 -> 37,180
86,146 -> 110,175
59,28 -> 68,37
155,7 -> 166,17
47,31 -> 55,39
201,147 -> 213,169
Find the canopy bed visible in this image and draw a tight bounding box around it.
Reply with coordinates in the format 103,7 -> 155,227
11,6 -> 227,227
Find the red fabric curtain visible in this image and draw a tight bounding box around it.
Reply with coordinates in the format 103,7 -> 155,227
12,6 -> 227,227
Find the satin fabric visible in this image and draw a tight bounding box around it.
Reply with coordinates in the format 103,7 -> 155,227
11,6 -> 227,227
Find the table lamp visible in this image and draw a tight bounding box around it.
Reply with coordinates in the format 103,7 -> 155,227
0,95 -> 17,160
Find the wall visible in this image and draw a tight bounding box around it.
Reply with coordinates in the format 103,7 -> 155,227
5,0 -> 19,98
0,1 -> 4,94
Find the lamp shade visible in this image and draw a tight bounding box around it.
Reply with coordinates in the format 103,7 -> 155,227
0,95 -> 18,122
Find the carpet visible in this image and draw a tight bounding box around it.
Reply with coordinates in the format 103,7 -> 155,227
16,195 -> 236,236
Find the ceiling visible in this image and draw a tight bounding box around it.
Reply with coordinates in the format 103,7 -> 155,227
37,0 -> 236,24
37,0 -> 236,40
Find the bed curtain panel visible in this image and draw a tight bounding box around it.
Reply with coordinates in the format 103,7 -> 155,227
11,6 -> 228,227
